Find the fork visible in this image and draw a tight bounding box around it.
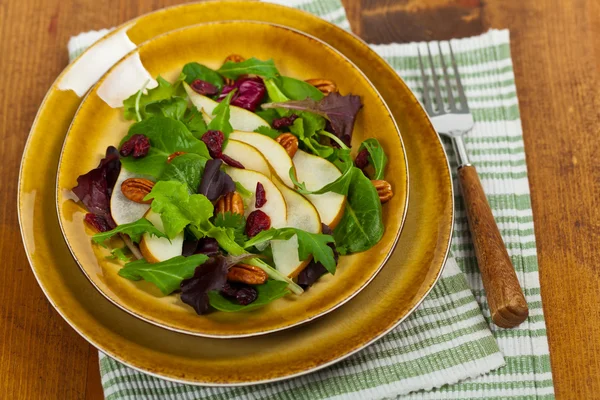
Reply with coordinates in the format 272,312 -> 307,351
418,43 -> 528,328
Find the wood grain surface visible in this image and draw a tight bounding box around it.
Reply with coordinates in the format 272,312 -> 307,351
458,165 -> 529,328
1,0 -> 599,398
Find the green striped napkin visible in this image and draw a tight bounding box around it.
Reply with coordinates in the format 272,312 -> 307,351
68,1 -> 554,398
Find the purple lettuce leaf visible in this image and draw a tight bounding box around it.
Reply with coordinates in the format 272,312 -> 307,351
262,93 -> 362,146
198,159 -> 235,201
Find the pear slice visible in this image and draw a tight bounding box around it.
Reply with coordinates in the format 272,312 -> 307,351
184,83 -> 269,131
292,150 -> 346,229
110,168 -> 151,225
223,167 -> 287,228
229,131 -> 295,187
139,210 -> 184,263
222,140 -> 271,177
271,179 -> 322,278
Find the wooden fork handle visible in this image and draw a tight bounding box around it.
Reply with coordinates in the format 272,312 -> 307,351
458,165 -> 529,328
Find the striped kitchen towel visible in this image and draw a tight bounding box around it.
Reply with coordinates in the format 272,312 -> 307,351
68,0 -> 554,398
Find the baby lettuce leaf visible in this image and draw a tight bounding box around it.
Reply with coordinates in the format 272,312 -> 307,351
214,212 -> 248,246
254,125 -> 280,139
262,92 -> 362,146
243,228 -> 336,274
359,138 -> 388,180
159,153 -> 207,194
217,58 -> 279,80
207,90 -> 235,138
182,107 -> 208,139
144,181 -> 214,239
334,168 -> 384,254
92,218 -> 167,246
182,62 -> 224,90
119,254 -> 209,295
274,76 -> 324,101
207,280 -> 289,312
120,116 -> 210,178
123,76 -> 186,121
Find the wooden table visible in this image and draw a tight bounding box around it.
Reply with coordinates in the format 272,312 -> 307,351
1,0 -> 599,398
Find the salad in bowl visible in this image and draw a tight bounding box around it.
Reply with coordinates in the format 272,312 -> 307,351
71,55 -> 392,316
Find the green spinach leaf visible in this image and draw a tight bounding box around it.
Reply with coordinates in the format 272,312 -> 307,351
334,168 -> 384,254
118,254 -> 208,295
159,153 -> 207,194
217,58 -> 279,80
207,279 -> 289,312
182,62 -> 224,89
254,125 -> 280,139
120,116 -> 210,178
182,107 -> 208,139
92,218 -> 167,246
359,138 -> 388,180
274,76 -> 324,101
123,76 -> 185,121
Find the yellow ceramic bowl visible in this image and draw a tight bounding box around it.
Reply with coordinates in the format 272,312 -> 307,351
19,2 -> 452,384
56,21 -> 408,338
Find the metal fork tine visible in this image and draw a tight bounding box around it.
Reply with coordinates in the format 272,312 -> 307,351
438,42 -> 457,112
417,47 -> 434,115
449,44 -> 469,111
426,43 -> 445,113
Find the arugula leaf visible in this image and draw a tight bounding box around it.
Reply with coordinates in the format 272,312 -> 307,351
214,212 -> 248,246
359,138 -> 388,180
118,254 -> 208,295
288,114 -> 335,158
120,116 -> 210,178
334,168 -> 384,254
254,125 -> 280,139
106,247 -> 133,262
244,228 -> 336,274
289,151 -> 355,196
217,58 -> 279,80
182,107 -> 208,139
159,153 -> 207,194
235,181 -> 253,198
274,76 -> 324,101
207,90 -> 236,138
123,76 -> 186,121
92,218 -> 167,246
207,280 -> 289,312
182,62 -> 224,89
262,92 -> 362,146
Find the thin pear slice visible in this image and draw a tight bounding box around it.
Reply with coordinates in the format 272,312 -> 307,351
293,150 -> 346,228
271,179 -> 322,278
222,140 -> 271,177
229,131 -> 295,187
184,83 -> 269,131
110,169 -> 151,225
223,167 -> 287,228
139,210 -> 184,263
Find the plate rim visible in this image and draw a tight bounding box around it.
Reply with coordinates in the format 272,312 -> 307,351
17,1 -> 453,386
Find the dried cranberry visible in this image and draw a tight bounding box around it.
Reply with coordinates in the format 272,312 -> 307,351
120,134 -> 150,158
255,182 -> 266,208
220,154 -> 245,169
354,148 -> 370,169
190,79 -> 218,96
272,114 -> 298,130
218,76 -> 266,112
201,130 -> 224,158
84,213 -> 114,232
220,282 -> 239,298
196,238 -> 220,256
245,210 -> 271,237
235,286 -> 258,305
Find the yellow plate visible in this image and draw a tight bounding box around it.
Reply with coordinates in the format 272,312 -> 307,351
56,21 -> 408,338
19,2 -> 452,384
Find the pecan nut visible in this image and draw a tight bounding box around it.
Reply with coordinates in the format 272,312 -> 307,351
372,180 -> 393,203
227,263 -> 268,285
223,54 -> 245,86
275,133 -> 299,158
305,78 -> 338,95
121,178 -> 154,204
216,192 -> 244,215
167,151 -> 186,163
